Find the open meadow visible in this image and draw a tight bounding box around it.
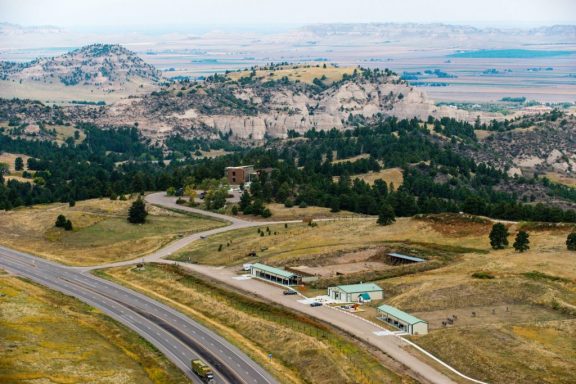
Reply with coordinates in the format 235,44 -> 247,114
226,65 -> 356,85
0,270 -> 188,384
172,213 -> 576,383
0,197 -> 225,266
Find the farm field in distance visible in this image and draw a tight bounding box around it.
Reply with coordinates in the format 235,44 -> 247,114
172,213 -> 576,384
0,197 -> 225,266
0,270 -> 189,384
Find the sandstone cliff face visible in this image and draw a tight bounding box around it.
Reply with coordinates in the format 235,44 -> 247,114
145,78 -> 477,140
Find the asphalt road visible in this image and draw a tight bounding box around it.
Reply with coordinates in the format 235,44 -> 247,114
0,245 -> 277,384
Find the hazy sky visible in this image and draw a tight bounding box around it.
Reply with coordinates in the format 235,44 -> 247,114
1,0 -> 575,29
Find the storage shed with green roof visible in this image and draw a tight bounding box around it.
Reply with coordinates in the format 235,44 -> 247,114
328,283 -> 383,303
377,304 -> 428,335
250,263 -> 302,286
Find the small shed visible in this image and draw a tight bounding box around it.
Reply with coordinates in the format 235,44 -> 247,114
377,304 -> 428,335
250,263 -> 302,286
328,283 -> 383,303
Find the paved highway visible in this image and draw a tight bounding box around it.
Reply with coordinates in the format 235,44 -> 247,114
0,245 -> 277,384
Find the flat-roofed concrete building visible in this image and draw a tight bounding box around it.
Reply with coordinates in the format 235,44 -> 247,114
328,283 -> 383,303
225,165 -> 255,185
250,263 -> 302,286
377,304 -> 428,335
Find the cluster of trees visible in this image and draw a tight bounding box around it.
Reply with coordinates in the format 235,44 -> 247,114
1,116 -> 575,227
55,214 -> 73,231
490,223 -> 576,252
489,223 -> 530,252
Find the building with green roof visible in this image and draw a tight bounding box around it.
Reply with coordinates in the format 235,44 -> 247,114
328,283 -> 383,303
250,263 -> 302,286
377,304 -> 428,335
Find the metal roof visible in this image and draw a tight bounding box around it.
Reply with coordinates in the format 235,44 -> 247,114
387,253 -> 426,262
332,283 -> 383,293
377,304 -> 427,325
251,263 -> 298,279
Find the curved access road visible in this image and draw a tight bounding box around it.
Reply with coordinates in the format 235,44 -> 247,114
0,245 -> 277,384
82,192 -> 296,272
123,193 -> 460,384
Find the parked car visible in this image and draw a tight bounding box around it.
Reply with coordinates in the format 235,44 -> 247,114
283,290 -> 297,295
310,302 -> 323,307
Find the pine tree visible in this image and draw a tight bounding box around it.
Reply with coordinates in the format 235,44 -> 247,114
377,204 -> 396,226
55,214 -> 67,228
15,157 -> 24,171
128,198 -> 148,224
489,223 -> 509,249
513,230 -> 530,252
567,232 -> 576,251
64,220 -> 73,231
239,190 -> 252,212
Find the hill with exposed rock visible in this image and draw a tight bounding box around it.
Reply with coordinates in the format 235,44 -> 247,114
0,44 -> 162,101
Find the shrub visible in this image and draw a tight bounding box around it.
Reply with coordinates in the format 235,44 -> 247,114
471,271 -> 495,279
64,219 -> 73,231
262,208 -> 272,218
299,201 -> 308,208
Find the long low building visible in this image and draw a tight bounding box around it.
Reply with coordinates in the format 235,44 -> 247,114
250,263 -> 302,286
328,283 -> 383,303
377,304 -> 428,335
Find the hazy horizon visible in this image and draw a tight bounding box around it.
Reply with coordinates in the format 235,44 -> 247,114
1,0 -> 575,30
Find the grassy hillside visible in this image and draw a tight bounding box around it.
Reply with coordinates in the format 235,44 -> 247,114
0,270 -> 189,383
0,197 -> 225,265
172,213 -> 576,383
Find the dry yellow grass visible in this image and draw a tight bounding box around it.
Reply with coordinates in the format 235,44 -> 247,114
334,167 -> 404,187
101,264 -> 410,384
546,172 -> 576,188
0,272 -> 188,384
227,65 -> 356,85
0,197 -> 224,266
171,216 -> 487,266
0,152 -> 31,172
265,203 -> 365,221
174,213 -> 575,383
331,153 -> 371,164
52,124 -> 86,144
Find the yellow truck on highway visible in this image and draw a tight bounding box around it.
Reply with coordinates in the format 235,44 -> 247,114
191,359 -> 215,383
